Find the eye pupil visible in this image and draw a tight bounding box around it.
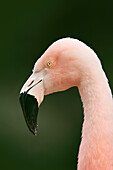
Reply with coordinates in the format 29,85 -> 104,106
47,61 -> 53,67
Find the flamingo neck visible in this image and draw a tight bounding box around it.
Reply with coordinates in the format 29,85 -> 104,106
79,69 -> 113,122
77,68 -> 113,169
79,70 -> 113,120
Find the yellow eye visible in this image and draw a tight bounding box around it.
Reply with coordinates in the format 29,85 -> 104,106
47,61 -> 53,68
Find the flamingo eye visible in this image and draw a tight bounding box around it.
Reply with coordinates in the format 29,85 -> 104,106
47,61 -> 53,68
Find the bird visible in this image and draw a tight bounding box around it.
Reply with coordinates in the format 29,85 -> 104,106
19,38 -> 113,170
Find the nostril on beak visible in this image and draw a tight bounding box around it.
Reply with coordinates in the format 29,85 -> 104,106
28,80 -> 34,87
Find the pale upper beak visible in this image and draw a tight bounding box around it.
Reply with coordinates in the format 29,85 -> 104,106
19,70 -> 45,135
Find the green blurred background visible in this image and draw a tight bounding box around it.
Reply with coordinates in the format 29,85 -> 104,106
0,1 -> 113,170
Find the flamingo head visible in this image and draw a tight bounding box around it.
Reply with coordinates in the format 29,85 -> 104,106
19,37 -> 99,135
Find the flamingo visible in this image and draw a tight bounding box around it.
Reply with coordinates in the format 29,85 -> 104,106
19,38 -> 113,170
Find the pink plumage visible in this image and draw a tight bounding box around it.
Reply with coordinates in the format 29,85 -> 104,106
20,38 -> 113,169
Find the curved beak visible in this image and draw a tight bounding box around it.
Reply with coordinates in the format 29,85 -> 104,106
19,70 -> 45,135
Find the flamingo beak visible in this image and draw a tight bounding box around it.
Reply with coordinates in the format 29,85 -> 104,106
19,71 -> 45,135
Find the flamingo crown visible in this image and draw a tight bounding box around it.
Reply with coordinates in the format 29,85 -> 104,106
20,38 -> 113,169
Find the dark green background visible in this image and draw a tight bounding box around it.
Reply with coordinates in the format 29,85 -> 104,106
0,1 -> 113,170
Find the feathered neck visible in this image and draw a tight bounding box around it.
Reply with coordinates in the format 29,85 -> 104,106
77,63 -> 113,170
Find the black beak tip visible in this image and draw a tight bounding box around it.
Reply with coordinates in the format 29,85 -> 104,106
19,92 -> 39,136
